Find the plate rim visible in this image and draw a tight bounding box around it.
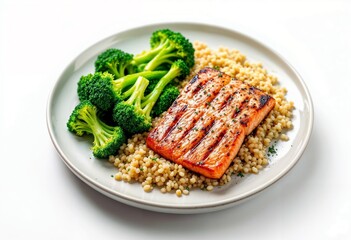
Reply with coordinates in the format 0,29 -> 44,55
46,22 -> 314,213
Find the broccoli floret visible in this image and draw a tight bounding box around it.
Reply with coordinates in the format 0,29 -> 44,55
113,76 -> 152,134
151,85 -> 180,117
132,29 -> 195,72
77,70 -> 167,112
77,72 -> 117,112
67,101 -> 126,158
77,73 -> 94,102
95,48 -> 134,78
144,75 -> 180,117
113,60 -> 189,134
142,59 -> 189,103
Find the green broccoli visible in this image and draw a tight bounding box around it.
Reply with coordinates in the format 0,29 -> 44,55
95,48 -> 135,78
77,72 -> 116,112
143,75 -> 180,117
113,76 -> 152,134
151,85 -> 180,117
144,72 -> 178,95
67,100 -> 126,158
77,70 -> 167,112
132,29 -> 195,72
113,60 -> 189,134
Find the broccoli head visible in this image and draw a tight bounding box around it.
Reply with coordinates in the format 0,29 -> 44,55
77,72 -> 118,112
95,48 -> 134,78
77,70 -> 167,112
77,73 -> 94,102
113,76 -> 152,134
113,60 -> 189,134
132,29 -> 195,72
67,100 -> 126,158
151,85 -> 180,117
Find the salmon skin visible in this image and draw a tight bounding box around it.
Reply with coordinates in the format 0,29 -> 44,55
146,67 -> 275,179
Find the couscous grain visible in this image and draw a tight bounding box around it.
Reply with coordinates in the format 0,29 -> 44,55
109,41 -> 294,196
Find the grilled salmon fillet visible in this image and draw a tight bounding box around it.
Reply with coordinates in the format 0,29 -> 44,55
146,67 -> 275,179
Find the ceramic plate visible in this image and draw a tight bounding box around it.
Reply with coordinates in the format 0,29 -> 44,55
46,22 -> 313,214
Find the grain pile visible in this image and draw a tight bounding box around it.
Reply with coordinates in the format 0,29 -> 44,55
108,41 -> 294,196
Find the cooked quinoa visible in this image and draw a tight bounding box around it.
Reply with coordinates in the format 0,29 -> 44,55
108,41 -> 294,196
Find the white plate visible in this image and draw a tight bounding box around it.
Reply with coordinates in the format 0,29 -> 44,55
46,22 -> 313,214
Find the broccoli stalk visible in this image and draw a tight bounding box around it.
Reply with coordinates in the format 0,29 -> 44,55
77,70 -> 167,112
113,60 -> 189,134
111,71 -> 167,100
141,61 -> 184,108
132,29 -> 195,72
142,75 -> 181,117
67,101 -> 126,158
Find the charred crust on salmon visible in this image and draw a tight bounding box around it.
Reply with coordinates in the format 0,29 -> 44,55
259,95 -> 271,109
189,74 -> 198,84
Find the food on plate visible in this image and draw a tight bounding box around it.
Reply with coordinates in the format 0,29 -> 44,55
150,84 -> 180,117
94,48 -> 135,78
67,100 -> 126,158
131,29 -> 195,72
66,28 -> 294,196
146,67 -> 275,179
109,41 -> 294,196
77,69 -> 168,112
112,60 -> 190,134
68,29 -> 194,157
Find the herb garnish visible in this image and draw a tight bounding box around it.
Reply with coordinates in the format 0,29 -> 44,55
237,172 -> 244,178
267,142 -> 278,157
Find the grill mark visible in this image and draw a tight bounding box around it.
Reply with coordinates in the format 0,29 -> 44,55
202,119 -> 215,134
169,92 -> 183,109
231,96 -> 250,119
219,95 -> 234,110
171,100 -> 178,108
167,101 -> 181,115
207,86 -> 222,103
161,104 -> 188,141
200,80 -> 225,107
192,77 -> 214,95
196,130 -> 226,165
240,113 -> 249,127
249,86 -> 257,93
188,70 -> 233,110
185,67 -> 218,94
210,79 -> 245,113
185,71 -> 210,94
199,67 -> 215,74
175,118 -> 216,157
203,129 -> 242,166
187,120 -> 216,155
164,110 -> 206,146
189,74 -> 198,84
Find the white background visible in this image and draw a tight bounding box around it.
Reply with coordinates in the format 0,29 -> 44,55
1,0 -> 350,239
